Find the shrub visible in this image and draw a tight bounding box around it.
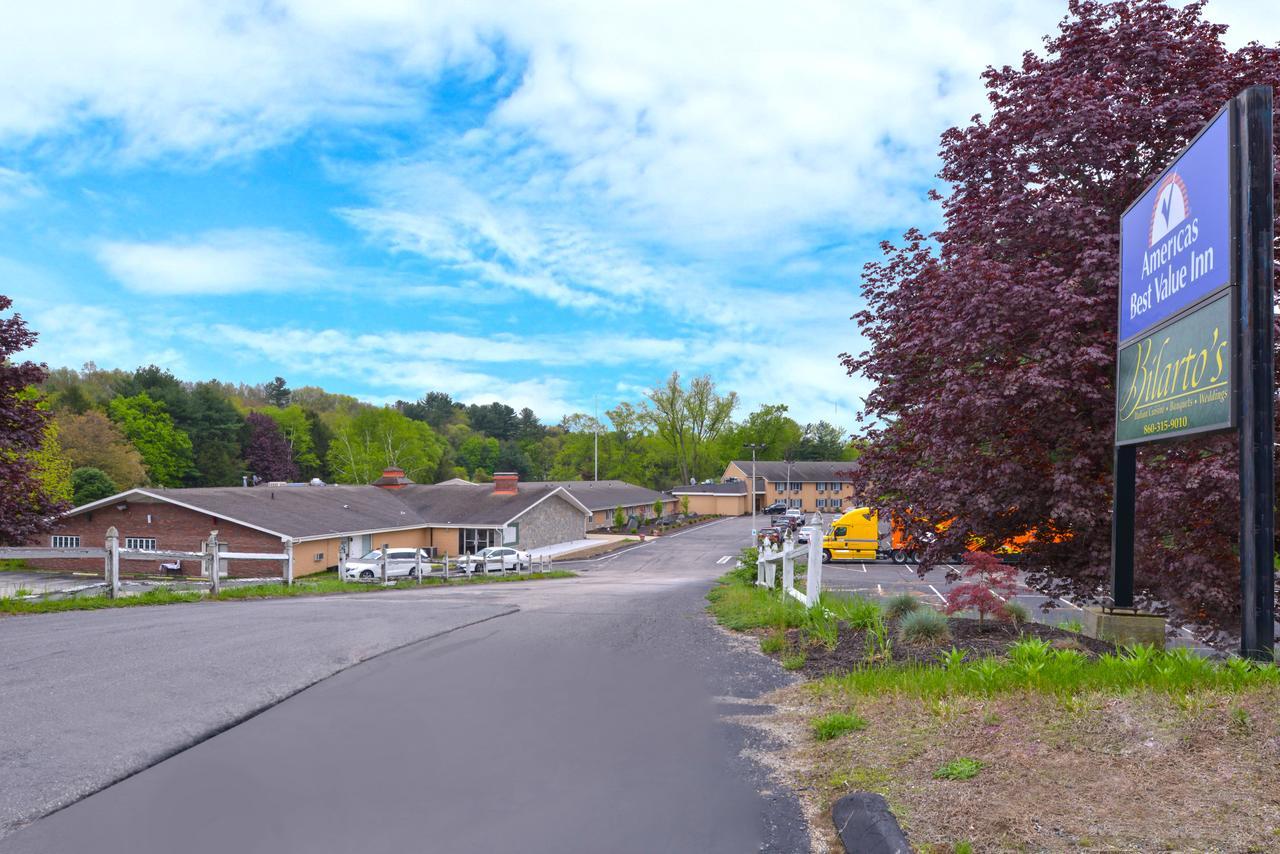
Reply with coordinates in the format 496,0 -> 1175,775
613,506 -> 625,529
1058,619 -> 1084,634
934,757 -> 983,781
898,607 -> 951,644
680,495 -> 690,515
884,593 -> 922,621
725,547 -> 759,586
812,711 -> 868,741
1002,600 -> 1030,627
802,604 -> 839,649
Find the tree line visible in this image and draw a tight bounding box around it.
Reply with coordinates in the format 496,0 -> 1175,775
1,307 -> 858,542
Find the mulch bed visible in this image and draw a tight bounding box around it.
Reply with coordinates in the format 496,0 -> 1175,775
772,616 -> 1115,677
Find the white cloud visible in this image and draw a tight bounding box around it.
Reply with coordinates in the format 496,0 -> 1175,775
95,229 -> 329,295
0,168 -> 41,209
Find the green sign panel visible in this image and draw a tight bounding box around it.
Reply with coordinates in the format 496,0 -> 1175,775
1115,291 -> 1235,445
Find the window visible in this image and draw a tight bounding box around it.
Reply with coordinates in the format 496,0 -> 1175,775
125,537 -> 157,550
51,535 -> 80,548
459,528 -> 499,554
834,526 -> 847,537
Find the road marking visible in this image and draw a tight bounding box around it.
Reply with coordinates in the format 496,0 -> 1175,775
858,563 -> 868,573
929,584 -> 948,605
876,583 -> 884,596
716,555 -> 732,565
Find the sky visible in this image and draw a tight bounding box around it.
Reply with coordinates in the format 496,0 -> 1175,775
1,0 -> 1275,429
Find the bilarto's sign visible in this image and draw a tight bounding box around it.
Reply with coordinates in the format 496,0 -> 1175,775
1117,107 -> 1235,445
1115,291 -> 1232,445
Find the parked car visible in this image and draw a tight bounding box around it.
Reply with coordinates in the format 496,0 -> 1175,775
343,548 -> 431,581
796,526 -> 820,545
762,501 -> 789,515
457,546 -> 531,573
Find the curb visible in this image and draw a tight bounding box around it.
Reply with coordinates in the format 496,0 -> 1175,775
832,792 -> 910,854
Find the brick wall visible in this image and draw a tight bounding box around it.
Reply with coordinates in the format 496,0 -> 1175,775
28,500 -> 287,578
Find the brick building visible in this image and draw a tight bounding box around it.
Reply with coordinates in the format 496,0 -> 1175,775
31,470 -> 590,578
721,460 -> 857,514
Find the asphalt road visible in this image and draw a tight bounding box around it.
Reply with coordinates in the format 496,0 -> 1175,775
1,518 -> 810,854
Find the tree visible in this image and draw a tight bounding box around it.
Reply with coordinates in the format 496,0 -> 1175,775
792,421 -> 850,461
842,0 -> 1280,631
652,498 -> 664,518
945,551 -> 1019,627
680,495 -> 690,515
264,376 -> 291,408
467,402 -> 519,440
71,467 -> 117,505
262,405 -> 323,477
56,410 -> 148,488
185,382 -> 245,486
644,372 -> 738,484
719,404 -> 802,463
495,440 -> 532,477
458,434 -> 500,477
245,412 -> 298,482
108,393 -> 195,487
613,506 -> 626,529
326,408 -> 445,484
0,294 -> 68,543
517,407 -> 543,441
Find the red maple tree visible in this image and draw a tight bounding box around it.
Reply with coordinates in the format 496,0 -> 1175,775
945,551 -> 1019,627
843,0 -> 1280,634
0,294 -> 67,544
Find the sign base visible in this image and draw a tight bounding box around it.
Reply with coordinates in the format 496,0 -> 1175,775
1082,606 -> 1166,649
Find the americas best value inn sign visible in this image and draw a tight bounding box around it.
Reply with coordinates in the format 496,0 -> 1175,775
1116,110 -> 1235,445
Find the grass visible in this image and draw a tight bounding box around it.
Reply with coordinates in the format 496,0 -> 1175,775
897,606 -> 950,644
829,640 -> 1280,699
0,570 -> 577,615
812,711 -> 868,741
706,574 -> 808,630
884,592 -> 922,620
933,757 -> 983,781
781,651 -> 807,670
0,559 -> 29,572
1058,619 -> 1084,633
1002,600 -> 1030,626
760,630 -> 786,654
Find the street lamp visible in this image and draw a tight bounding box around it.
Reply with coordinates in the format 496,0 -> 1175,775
744,443 -> 766,542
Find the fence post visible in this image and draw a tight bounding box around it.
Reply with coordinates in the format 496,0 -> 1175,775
284,539 -> 294,587
415,550 -> 422,584
104,526 -> 120,599
338,540 -> 348,582
806,532 -> 823,607
443,552 -> 450,580
381,543 -> 389,585
782,544 -> 794,594
756,543 -> 766,587
207,530 -> 221,596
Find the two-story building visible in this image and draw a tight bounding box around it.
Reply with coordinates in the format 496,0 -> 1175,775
721,460 -> 857,514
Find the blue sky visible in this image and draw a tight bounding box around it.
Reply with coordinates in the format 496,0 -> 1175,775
1,0 -> 1272,426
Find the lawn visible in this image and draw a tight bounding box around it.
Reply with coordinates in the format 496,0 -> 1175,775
0,570 -> 577,615
707,562 -> 1280,852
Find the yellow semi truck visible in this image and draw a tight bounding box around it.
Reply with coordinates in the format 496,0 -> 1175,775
821,506 -> 915,564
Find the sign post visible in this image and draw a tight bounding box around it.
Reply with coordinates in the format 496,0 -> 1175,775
1113,86 -> 1274,660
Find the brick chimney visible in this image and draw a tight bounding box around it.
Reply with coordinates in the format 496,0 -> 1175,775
493,472 -> 519,495
373,467 -> 412,489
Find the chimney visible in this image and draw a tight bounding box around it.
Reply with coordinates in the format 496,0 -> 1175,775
373,467 -> 412,490
493,472 -> 519,495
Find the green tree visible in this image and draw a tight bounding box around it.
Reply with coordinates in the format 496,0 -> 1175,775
56,410 -> 148,488
652,498 -> 664,518
71,467 -> 117,505
680,495 -> 690,515
185,382 -> 246,486
458,435 -> 500,478
108,393 -> 195,487
326,408 -> 444,484
719,404 -> 803,464
644,372 -> 738,484
28,401 -> 73,504
264,376 -> 291,407
262,405 -> 323,477
613,506 -> 625,529
792,421 -> 851,461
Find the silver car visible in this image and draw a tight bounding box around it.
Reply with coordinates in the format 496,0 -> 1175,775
457,546 -> 531,573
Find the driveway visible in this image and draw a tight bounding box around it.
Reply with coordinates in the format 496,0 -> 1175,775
0,517 -> 809,854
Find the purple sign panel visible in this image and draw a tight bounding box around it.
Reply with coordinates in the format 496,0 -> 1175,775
1119,110 -> 1231,343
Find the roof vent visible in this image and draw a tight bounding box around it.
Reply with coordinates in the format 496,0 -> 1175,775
493,472 -> 519,495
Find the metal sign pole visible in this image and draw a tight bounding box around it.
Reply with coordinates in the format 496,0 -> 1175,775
1109,445 -> 1137,609
1236,85 -> 1275,661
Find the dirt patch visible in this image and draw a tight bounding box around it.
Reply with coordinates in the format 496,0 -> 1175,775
757,681 -> 1280,852
767,616 -> 1114,677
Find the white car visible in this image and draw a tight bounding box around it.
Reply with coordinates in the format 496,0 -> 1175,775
343,548 -> 431,581
457,546 -> 531,573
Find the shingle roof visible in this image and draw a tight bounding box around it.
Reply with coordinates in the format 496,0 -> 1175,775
669,482 -> 747,495
728,460 -> 858,483
535,480 -> 672,511
68,482 -> 587,541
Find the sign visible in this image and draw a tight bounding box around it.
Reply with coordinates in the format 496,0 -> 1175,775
1115,291 -> 1233,445
1119,109 -> 1231,343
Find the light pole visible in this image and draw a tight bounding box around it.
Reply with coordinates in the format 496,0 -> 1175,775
744,442 -> 766,541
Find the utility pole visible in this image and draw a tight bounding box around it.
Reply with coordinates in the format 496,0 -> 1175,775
593,394 -> 599,482
744,443 -> 766,541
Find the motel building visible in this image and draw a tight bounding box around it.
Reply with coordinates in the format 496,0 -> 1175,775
721,460 -> 857,514
536,480 -> 679,529
30,470 -> 591,578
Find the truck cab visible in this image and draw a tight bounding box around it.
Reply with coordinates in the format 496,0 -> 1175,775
821,507 -> 883,562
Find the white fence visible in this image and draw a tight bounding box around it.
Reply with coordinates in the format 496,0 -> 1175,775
757,532 -> 823,607
0,526 -> 292,598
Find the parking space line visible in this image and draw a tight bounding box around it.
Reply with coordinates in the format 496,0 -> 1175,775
928,584 -> 948,605
716,555 -> 732,565
858,563 -> 868,573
